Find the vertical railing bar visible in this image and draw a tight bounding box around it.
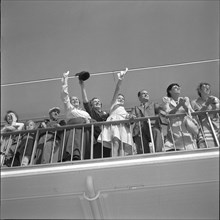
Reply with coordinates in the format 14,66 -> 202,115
195,114 -> 208,148
21,132 -> 30,165
158,118 -> 166,152
29,130 -> 39,165
120,123 -> 123,157
60,128 -> 66,162
167,118 -> 177,151
90,124 -> 94,160
70,128 -> 75,161
81,126 -> 85,160
177,115 -> 187,150
147,118 -> 155,153
101,124 -> 104,158
206,112 -> 219,147
0,137 -> 8,166
4,134 -> 12,157
50,131 -> 57,164
11,133 -> 21,167
129,122 -> 134,155
138,121 -> 144,154
110,123 -> 114,157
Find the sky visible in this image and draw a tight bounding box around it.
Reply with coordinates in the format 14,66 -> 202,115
1,0 -> 219,122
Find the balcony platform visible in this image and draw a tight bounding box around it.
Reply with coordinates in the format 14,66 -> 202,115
1,147 -> 219,219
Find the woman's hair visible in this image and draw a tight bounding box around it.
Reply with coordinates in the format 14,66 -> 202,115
4,110 -> 19,123
166,83 -> 180,97
197,82 -> 211,97
25,120 -> 35,130
90,97 -> 102,108
70,96 -> 81,105
118,93 -> 125,99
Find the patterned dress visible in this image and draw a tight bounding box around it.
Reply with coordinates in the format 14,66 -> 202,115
191,96 -> 219,148
162,96 -> 197,151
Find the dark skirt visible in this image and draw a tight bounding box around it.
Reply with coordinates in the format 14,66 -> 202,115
59,117 -> 91,161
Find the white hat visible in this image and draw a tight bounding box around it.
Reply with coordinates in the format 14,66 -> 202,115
48,107 -> 61,115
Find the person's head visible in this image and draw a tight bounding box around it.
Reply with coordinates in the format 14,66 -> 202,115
25,120 -> 36,130
116,93 -> 125,105
197,82 -> 211,97
90,97 -> 102,111
4,110 -> 19,125
70,96 -> 81,108
138,90 -> 150,103
49,107 -> 61,121
166,83 -> 181,98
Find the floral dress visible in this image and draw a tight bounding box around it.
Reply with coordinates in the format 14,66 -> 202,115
191,96 -> 219,148
162,96 -> 197,151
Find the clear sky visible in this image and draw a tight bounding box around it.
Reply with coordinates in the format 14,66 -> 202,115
1,0 -> 219,122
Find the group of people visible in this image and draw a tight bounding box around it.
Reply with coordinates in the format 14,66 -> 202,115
1,69 -> 219,167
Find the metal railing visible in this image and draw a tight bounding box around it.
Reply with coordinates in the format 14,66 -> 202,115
1,110 -> 219,168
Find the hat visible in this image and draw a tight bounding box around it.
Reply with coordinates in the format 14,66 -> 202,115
75,71 -> 90,81
48,107 -> 60,115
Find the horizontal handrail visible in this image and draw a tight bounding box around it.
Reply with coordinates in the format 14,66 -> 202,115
1,109 -> 219,168
1,110 -> 219,137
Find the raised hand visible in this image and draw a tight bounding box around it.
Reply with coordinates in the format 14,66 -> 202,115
63,71 -> 69,78
117,68 -> 128,80
61,71 -> 70,84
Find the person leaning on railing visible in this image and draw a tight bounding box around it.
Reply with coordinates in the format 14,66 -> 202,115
60,71 -> 92,161
78,73 -> 111,159
35,107 -> 66,164
161,83 -> 198,151
191,82 -> 220,148
131,89 -> 165,154
97,68 -> 135,157
1,110 -> 24,167
15,120 -> 37,166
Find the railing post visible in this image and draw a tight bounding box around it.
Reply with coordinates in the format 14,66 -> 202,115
206,112 -> 219,147
147,118 -> 155,153
29,130 -> 39,165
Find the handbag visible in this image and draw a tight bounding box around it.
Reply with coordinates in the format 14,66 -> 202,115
183,112 -> 200,137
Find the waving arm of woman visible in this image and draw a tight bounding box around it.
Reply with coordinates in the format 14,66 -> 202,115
61,71 -> 72,112
110,68 -> 128,106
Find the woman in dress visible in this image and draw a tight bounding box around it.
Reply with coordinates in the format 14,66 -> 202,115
60,71 -> 92,161
161,83 -> 198,151
97,68 -> 134,157
1,110 -> 24,166
191,82 -> 219,148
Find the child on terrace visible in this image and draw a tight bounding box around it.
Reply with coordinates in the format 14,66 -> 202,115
17,120 -> 37,166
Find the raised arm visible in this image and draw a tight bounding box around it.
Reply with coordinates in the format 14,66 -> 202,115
110,68 -> 128,106
60,71 -> 72,112
79,80 -> 89,103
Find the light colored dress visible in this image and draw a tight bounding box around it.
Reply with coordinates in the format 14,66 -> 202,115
191,96 -> 219,148
162,96 -> 197,151
97,101 -> 133,155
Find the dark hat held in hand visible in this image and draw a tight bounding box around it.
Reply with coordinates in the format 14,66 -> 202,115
75,71 -> 90,81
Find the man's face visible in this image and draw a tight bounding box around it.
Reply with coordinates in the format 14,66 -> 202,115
139,90 -> 149,103
200,84 -> 211,96
50,110 -> 59,121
